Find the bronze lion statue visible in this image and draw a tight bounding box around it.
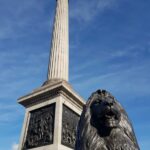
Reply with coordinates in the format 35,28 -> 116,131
75,90 -> 140,150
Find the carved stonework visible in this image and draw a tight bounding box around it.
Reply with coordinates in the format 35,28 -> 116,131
23,103 -> 55,149
62,105 -> 80,148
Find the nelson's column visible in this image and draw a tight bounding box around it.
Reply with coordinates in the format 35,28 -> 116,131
18,0 -> 85,149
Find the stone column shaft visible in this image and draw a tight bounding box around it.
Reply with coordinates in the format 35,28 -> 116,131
48,0 -> 69,81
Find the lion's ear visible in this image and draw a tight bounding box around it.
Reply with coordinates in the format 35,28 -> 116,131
86,92 -> 100,106
97,89 -> 102,94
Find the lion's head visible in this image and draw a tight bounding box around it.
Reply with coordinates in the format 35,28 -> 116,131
75,90 -> 140,150
90,90 -> 121,130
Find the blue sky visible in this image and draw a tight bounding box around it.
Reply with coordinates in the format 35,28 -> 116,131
0,0 -> 150,149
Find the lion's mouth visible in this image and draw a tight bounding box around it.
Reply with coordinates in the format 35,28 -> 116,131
105,109 -> 118,119
99,108 -> 120,127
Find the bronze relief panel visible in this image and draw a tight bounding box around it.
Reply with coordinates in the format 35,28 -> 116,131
23,103 -> 55,149
62,104 -> 80,149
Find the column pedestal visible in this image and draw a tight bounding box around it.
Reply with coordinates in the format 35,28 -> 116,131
18,80 -> 85,150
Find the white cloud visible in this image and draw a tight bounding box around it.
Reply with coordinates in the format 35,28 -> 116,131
12,143 -> 19,150
0,0 -> 53,40
73,63 -> 150,98
0,49 -> 48,98
70,0 -> 119,22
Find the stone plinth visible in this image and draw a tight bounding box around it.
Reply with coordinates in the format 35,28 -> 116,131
18,80 -> 85,150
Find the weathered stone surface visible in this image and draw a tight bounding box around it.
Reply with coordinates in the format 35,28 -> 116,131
18,81 -> 85,150
75,90 -> 140,150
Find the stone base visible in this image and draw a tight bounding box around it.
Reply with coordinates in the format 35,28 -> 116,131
18,80 -> 85,150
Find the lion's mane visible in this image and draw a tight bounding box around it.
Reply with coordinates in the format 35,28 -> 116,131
75,90 -> 140,150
